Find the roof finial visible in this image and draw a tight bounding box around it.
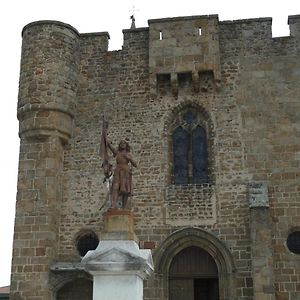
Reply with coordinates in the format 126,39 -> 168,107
130,14 -> 136,29
129,4 -> 139,29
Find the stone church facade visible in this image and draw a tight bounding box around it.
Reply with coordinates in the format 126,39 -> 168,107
11,14 -> 300,300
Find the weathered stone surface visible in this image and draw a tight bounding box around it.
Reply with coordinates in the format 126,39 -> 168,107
82,239 -> 153,300
11,13 -> 300,300
248,181 -> 269,207
101,208 -> 138,241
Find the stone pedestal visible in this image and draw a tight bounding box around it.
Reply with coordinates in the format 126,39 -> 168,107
81,209 -> 154,300
101,208 -> 138,241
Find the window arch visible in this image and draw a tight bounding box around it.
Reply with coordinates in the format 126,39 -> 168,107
171,107 -> 210,184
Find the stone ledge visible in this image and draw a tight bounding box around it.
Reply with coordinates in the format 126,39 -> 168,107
50,262 -> 84,272
17,103 -> 75,119
148,15 -> 219,24
82,240 -> 154,279
122,27 -> 149,34
80,32 -> 110,39
220,17 -> 272,25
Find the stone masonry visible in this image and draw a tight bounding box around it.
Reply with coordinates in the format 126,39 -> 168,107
11,14 -> 300,300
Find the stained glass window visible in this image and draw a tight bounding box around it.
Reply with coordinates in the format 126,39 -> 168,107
173,126 -> 189,184
183,110 -> 194,124
172,112 -> 209,184
192,126 -> 208,183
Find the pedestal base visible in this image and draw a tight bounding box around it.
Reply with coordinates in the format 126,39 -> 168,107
101,208 -> 138,242
93,272 -> 143,300
81,209 -> 154,300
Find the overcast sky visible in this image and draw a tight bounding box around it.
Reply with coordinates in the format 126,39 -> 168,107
0,0 -> 299,287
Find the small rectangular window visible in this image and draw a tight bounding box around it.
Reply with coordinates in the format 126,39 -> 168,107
157,73 -> 171,94
177,72 -> 192,88
159,30 -> 163,40
157,73 -> 171,85
199,28 -> 202,36
199,70 -> 215,93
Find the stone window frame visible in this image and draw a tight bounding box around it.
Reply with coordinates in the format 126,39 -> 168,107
165,102 -> 215,186
153,227 -> 237,300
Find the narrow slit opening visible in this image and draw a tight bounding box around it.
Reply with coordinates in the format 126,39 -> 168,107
159,30 -> 163,40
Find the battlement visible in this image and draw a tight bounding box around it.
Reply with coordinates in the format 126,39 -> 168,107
220,17 -> 272,39
288,14 -> 300,37
122,27 -> 149,49
21,14 -> 300,58
80,32 -> 110,52
19,14 -> 300,103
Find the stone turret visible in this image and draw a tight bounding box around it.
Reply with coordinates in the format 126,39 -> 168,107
18,20 -> 79,142
11,21 -> 79,300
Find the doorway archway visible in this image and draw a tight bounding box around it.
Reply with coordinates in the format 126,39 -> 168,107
169,246 -> 219,300
154,227 -> 236,300
56,278 -> 92,300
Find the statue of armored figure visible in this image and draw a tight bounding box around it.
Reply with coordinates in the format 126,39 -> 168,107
107,139 -> 137,208
100,118 -> 137,209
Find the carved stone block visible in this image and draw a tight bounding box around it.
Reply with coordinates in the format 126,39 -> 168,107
248,182 -> 269,208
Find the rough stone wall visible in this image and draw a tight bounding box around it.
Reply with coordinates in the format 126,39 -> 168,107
12,14 -> 300,300
11,21 -> 79,300
220,16 -> 300,300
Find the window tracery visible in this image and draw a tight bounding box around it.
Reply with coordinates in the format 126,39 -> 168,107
172,109 -> 209,184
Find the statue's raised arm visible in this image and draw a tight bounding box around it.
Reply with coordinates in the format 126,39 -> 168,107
106,140 -> 117,157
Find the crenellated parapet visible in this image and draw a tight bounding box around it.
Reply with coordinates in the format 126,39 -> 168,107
289,14 -> 300,39
220,16 -> 300,57
18,21 -> 80,143
79,32 -> 110,53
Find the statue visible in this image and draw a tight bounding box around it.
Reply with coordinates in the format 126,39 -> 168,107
100,117 -> 137,209
107,140 -> 137,208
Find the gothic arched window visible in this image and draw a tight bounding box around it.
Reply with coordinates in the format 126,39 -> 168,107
173,126 -> 189,184
172,109 -> 209,184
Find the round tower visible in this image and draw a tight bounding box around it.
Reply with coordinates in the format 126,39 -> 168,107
11,21 -> 79,300
18,20 -> 79,142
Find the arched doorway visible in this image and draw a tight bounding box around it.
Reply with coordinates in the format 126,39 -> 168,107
154,228 -> 236,300
169,246 -> 219,300
56,278 -> 92,300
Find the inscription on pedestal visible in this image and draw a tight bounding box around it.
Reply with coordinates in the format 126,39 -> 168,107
248,182 -> 269,208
